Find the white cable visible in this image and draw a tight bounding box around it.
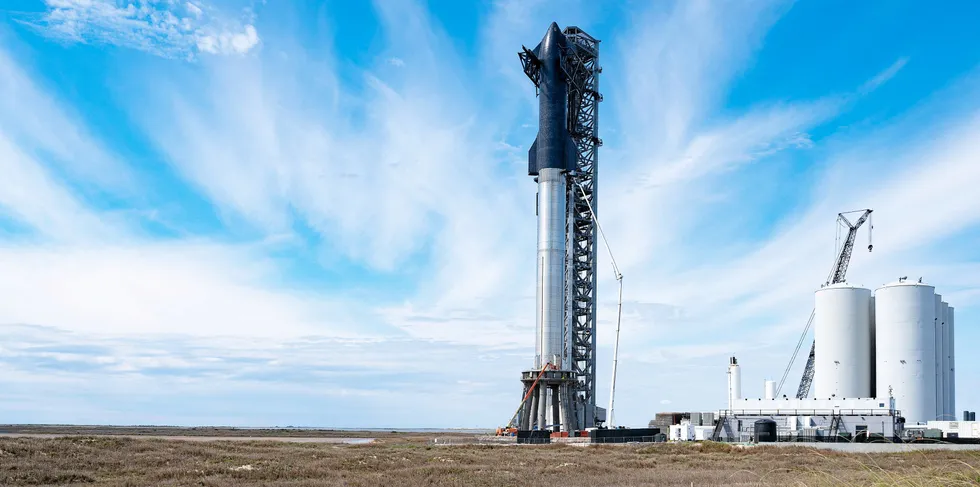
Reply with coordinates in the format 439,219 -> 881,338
573,180 -> 623,427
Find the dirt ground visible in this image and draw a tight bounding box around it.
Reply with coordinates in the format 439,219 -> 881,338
2,433 -> 980,486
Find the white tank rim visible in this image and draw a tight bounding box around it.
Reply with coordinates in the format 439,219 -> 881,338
875,280 -> 936,291
816,282 -> 871,291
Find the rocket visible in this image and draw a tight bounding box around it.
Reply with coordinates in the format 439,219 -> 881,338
523,23 -> 577,372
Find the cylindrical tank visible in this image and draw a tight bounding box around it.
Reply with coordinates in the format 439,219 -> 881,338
727,357 -> 741,409
947,306 -> 955,418
870,296 -> 877,397
764,380 -> 776,400
874,280 -> 937,424
814,284 -> 872,399
754,419 -> 777,443
935,295 -> 946,419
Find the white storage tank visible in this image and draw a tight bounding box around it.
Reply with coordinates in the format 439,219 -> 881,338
814,283 -> 872,399
727,357 -> 741,409
946,306 -> 955,419
869,296 -> 877,396
874,279 -> 937,424
935,295 -> 946,419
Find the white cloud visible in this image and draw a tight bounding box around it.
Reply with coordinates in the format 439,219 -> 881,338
197,24 -> 259,55
0,44 -> 133,241
130,1 -> 533,283
0,242 -> 374,338
861,57 -> 910,93
0,321 -> 528,426
600,1 -> 837,274
0,47 -> 129,191
0,133 -> 113,241
29,0 -> 261,58
386,57 -> 405,67
186,2 -> 203,18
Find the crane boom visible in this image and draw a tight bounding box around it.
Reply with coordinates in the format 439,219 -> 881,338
786,209 -> 873,399
827,211 -> 873,285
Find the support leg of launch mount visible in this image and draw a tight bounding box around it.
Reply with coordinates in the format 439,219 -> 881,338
518,368 -> 577,431
711,416 -> 736,442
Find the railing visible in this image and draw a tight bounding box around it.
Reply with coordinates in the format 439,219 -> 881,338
775,433 -> 899,443
430,436 -> 514,446
429,435 -> 667,445
719,409 -> 900,417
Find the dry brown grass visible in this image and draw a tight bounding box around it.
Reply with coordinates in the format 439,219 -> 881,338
0,425 -> 384,438
1,436 -> 979,486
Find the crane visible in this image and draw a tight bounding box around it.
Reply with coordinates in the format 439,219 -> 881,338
573,180 -> 624,427
776,209 -> 873,399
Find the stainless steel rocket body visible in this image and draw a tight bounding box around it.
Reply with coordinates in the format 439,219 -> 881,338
527,23 -> 576,372
536,167 -> 567,370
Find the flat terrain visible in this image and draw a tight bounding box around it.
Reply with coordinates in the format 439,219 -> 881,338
0,434 -> 373,444
0,425 -> 387,438
2,434 -> 980,486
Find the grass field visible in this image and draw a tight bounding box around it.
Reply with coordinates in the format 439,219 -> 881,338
2,433 -> 980,486
0,425 -> 385,438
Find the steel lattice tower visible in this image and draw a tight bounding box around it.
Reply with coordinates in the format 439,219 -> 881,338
562,26 -> 602,428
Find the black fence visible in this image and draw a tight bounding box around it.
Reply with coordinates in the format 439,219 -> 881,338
590,435 -> 665,444
590,428 -> 662,444
516,430 -> 551,444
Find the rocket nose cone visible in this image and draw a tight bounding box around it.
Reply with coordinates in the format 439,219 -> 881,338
541,22 -> 566,50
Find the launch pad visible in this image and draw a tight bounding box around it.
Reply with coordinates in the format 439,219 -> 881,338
514,23 -> 602,433
517,368 -> 577,432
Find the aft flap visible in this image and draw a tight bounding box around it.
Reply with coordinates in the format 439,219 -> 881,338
528,136 -> 539,175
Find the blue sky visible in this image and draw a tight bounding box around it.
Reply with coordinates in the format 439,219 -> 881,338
0,0 -> 979,428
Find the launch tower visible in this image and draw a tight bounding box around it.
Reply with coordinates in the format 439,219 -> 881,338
516,23 -> 602,432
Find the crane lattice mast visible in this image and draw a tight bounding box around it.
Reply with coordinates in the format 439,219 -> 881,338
778,209 -> 873,399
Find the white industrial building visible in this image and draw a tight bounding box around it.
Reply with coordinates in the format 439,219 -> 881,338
715,277 -> 958,441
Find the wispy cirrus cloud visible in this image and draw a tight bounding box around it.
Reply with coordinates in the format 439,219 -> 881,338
24,0 -> 260,58
0,46 -> 128,193
861,57 -> 910,94
0,323 -> 522,427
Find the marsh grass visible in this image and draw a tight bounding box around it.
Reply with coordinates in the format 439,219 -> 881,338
1,436 -> 978,486
0,425 -> 381,438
